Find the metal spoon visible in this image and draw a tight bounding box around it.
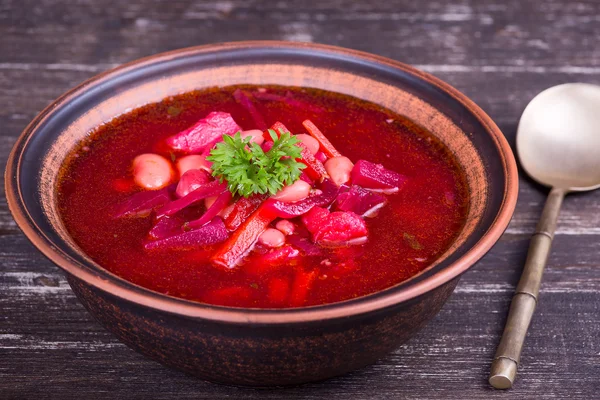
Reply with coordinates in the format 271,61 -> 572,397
489,83 -> 600,389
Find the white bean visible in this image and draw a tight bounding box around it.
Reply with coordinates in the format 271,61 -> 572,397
240,129 -> 265,145
275,220 -> 295,235
258,228 -> 286,248
176,155 -> 211,176
295,134 -> 319,155
133,154 -> 173,190
324,156 -> 354,186
272,180 -> 311,202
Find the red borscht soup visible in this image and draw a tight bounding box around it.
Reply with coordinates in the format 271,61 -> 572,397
57,85 -> 469,308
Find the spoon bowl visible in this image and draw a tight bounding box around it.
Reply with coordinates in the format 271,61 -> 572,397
517,83 -> 600,190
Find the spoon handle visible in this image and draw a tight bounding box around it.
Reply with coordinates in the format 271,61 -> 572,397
489,187 -> 565,389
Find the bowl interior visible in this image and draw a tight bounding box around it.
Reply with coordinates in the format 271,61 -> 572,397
8,42 -> 514,320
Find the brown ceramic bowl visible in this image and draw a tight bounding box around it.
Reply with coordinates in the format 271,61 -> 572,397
5,41 -> 517,386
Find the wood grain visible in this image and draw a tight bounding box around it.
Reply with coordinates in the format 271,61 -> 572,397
1,0 -> 600,398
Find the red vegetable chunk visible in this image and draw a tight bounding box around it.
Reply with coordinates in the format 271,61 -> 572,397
211,205 -> 277,269
302,119 -> 342,158
165,111 -> 241,154
302,207 -> 368,246
144,217 -> 228,250
264,178 -> 339,218
336,185 -> 388,217
113,186 -> 172,218
262,121 -> 290,141
148,215 -> 183,240
297,142 -> 328,182
351,160 -> 408,193
233,89 -> 267,130
187,190 -> 232,229
176,169 -> 212,198
224,194 -> 267,231
158,180 -> 227,217
287,234 -> 323,257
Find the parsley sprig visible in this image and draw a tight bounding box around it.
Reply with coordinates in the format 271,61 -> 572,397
206,129 -> 306,198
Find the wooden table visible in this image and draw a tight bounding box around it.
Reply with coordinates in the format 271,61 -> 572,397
1,1 -> 599,398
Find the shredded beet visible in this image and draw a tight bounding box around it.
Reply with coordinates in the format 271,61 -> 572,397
158,180 -> 227,217
113,186 -> 172,218
263,179 -> 339,218
144,217 -> 228,250
148,215 -> 184,240
165,111 -> 241,154
187,190 -> 232,229
351,159 -> 408,192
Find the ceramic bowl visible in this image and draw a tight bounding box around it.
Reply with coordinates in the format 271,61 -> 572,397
5,41 -> 517,386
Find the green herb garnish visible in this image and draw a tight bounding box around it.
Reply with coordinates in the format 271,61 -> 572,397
207,130 -> 306,198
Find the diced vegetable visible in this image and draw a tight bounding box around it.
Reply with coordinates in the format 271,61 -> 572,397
224,194 -> 267,231
263,178 -> 339,218
302,119 -> 342,158
233,89 -> 267,130
211,205 -> 277,269
302,207 -> 367,246
314,151 -> 328,163
165,111 -> 241,154
336,185 -> 388,217
113,186 -> 172,218
351,160 -> 408,193
144,217 -> 228,250
289,269 -> 318,307
176,169 -> 212,198
132,153 -> 174,190
186,190 -> 232,229
148,215 -> 183,240
158,180 -> 227,217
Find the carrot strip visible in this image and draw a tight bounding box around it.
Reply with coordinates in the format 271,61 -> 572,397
262,121 -> 289,141
211,204 -> 276,269
302,119 -> 342,158
224,194 -> 267,231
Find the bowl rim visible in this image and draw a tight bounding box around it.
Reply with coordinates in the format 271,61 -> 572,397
5,41 -> 518,324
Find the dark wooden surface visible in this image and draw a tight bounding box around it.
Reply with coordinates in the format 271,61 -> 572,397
1,1 -> 600,398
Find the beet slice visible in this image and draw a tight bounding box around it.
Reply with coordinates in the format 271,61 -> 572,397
158,180 -> 227,217
351,159 -> 407,192
165,111 -> 241,154
302,207 -> 367,246
148,215 -> 184,240
144,217 -> 228,250
186,190 -> 232,229
335,185 -> 388,217
113,186 -> 172,218
263,179 -> 339,218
